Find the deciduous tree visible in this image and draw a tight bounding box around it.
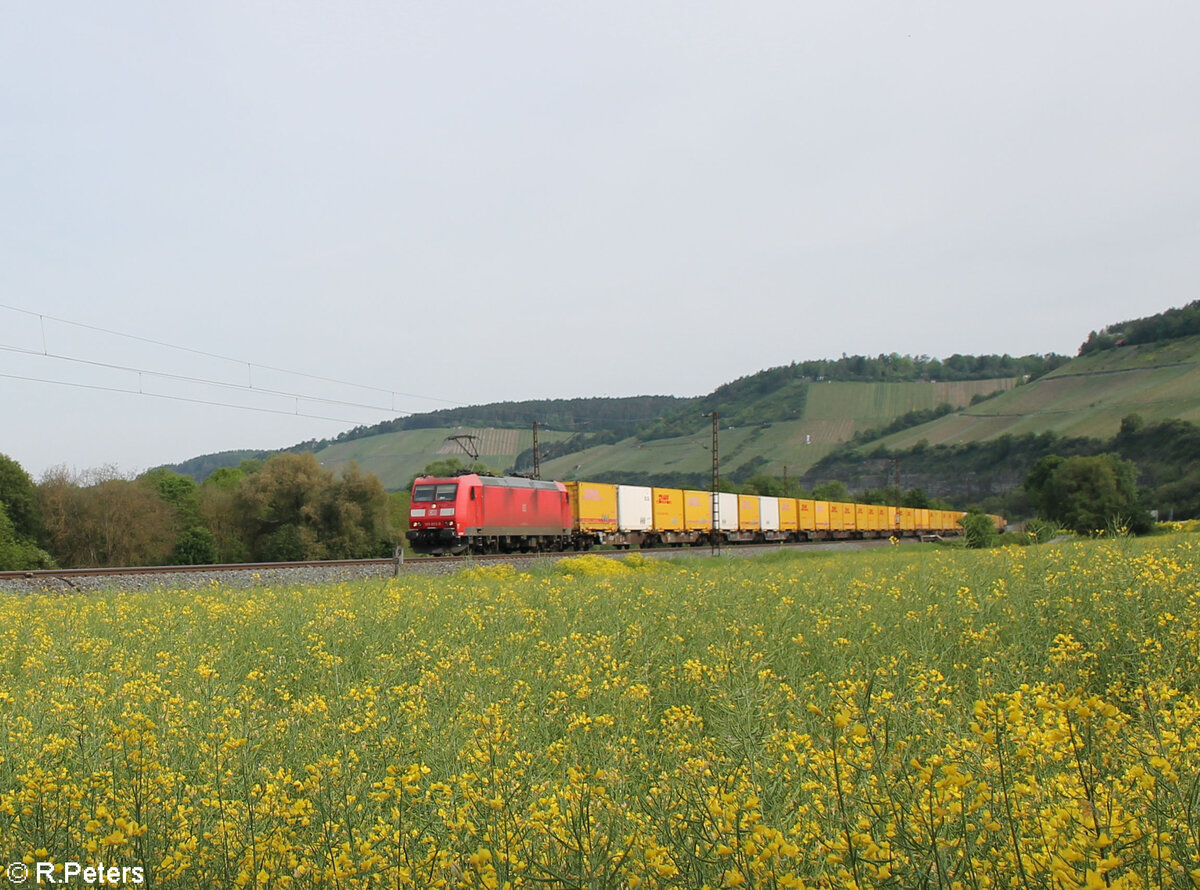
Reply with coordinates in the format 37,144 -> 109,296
0,453 -> 43,543
199,468 -> 250,563
38,466 -> 175,566
0,499 -> 53,569
236,453 -> 396,561
1024,453 -> 1152,535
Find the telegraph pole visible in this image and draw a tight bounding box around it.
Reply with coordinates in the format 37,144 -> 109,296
711,412 -> 721,556
532,420 -> 541,480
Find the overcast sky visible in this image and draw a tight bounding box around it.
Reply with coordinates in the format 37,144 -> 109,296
3,2 -> 1198,480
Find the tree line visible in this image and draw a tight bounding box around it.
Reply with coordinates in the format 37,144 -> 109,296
785,352 -> 1068,383
1078,298 -> 1200,355
1,452 -> 399,571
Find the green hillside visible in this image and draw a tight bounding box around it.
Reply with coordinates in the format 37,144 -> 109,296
313,377 -> 1016,491
314,426 -> 573,491
167,396 -> 689,484
168,336 -> 1198,496
874,334 -> 1200,451
543,378 -> 1020,488
147,302 -> 1200,524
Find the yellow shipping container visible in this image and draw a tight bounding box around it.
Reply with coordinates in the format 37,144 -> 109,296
779,498 -> 798,531
814,500 -> 831,531
798,499 -> 816,531
682,490 -> 713,531
564,481 -> 618,531
856,503 -> 872,533
828,501 -> 844,532
900,507 -> 916,532
738,494 -> 761,531
840,501 -> 856,532
651,488 -> 685,531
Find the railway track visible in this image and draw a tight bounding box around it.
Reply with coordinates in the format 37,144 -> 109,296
0,538 -> 904,592
0,556 -> 404,582
0,550 -> 590,583
0,555 -> 444,591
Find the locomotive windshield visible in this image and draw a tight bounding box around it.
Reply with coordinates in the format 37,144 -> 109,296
412,482 -> 458,503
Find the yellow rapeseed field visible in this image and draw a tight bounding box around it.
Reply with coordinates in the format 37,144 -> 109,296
2,536 -> 1199,888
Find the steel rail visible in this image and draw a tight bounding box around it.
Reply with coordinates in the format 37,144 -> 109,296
0,550 -> 628,583
0,550 -> 598,583
0,538 -> 916,585
0,557 -> 398,582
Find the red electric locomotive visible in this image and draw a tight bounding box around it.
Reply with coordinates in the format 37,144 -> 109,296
406,474 -> 572,555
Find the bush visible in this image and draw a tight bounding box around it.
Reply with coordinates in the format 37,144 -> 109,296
1,496 -> 52,570
959,512 -> 998,549
1024,453 -> 1153,536
1024,518 -> 1060,544
263,525 -> 306,562
170,526 -> 217,566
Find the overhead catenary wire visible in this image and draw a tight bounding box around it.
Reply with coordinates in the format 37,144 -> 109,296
1,301 -> 462,403
0,370 -> 378,426
0,303 -> 700,433
0,342 -> 691,435
0,341 -> 413,417
0,301 -> 468,419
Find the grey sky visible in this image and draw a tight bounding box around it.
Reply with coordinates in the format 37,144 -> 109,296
3,2 -> 1198,479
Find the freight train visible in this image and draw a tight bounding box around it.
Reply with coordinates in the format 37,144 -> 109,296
406,473 -> 1005,556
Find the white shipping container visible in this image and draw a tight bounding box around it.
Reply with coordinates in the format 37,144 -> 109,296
715,492 -> 739,531
760,496 -> 780,531
616,485 -> 653,531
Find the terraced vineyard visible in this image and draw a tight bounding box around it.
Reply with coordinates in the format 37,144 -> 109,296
536,378 -> 1019,485
302,377 -> 1018,490
315,426 -> 573,488
878,335 -> 1200,450
802,379 -> 1014,421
